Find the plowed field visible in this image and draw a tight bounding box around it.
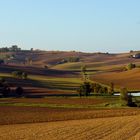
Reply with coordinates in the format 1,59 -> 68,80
0,115 -> 140,140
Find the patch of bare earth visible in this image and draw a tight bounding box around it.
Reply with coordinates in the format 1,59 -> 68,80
0,115 -> 140,140
0,106 -> 140,125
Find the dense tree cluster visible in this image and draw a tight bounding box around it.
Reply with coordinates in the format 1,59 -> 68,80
0,78 -> 10,97
77,65 -> 110,96
0,45 -> 21,52
12,71 -> 28,79
58,57 -> 80,64
77,82 -> 110,97
91,83 -> 108,94
0,77 -> 24,97
66,57 -> 80,62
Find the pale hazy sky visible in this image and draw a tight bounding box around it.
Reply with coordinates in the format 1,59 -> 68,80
0,0 -> 140,52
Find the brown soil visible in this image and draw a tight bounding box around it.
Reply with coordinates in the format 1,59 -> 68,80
0,97 -> 112,105
0,115 -> 140,140
0,106 -> 140,125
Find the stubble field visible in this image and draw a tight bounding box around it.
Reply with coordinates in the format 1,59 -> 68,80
0,114 -> 140,140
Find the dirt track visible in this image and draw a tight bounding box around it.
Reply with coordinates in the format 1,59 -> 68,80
0,115 -> 140,140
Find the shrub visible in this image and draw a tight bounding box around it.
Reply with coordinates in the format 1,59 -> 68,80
2,86 -> 11,97
44,65 -> 48,69
12,71 -> 22,78
120,88 -> 134,106
0,77 -> 5,83
15,86 -> 24,97
22,72 -> 28,79
12,71 -> 28,79
67,57 -> 80,62
123,67 -> 128,71
127,63 -> 136,70
0,78 -> 11,97
120,88 -> 128,103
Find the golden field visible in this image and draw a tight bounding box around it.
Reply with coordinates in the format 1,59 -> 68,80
0,114 -> 140,140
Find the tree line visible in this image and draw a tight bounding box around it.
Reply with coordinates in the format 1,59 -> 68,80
0,45 -> 21,52
0,77 -> 23,97
78,65 -> 138,107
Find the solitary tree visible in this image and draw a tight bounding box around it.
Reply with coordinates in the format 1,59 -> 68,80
109,82 -> 114,95
120,88 -> 134,106
81,65 -> 89,82
81,65 -> 86,74
15,86 -> 24,97
77,65 -> 92,97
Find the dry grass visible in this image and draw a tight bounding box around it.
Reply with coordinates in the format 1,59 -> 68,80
0,114 -> 140,140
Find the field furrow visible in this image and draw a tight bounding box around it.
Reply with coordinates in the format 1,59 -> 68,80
0,115 -> 140,140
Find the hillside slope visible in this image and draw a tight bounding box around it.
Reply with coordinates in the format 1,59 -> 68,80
0,50 -> 140,91
92,68 -> 140,90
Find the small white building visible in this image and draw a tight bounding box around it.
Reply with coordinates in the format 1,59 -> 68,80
132,53 -> 140,58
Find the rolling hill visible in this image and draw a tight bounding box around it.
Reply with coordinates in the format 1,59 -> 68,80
0,50 -> 140,92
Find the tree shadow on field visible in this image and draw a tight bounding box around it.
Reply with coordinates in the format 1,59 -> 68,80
3,76 -> 79,97
35,80 -> 78,90
0,65 -> 78,77
6,77 -> 78,90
